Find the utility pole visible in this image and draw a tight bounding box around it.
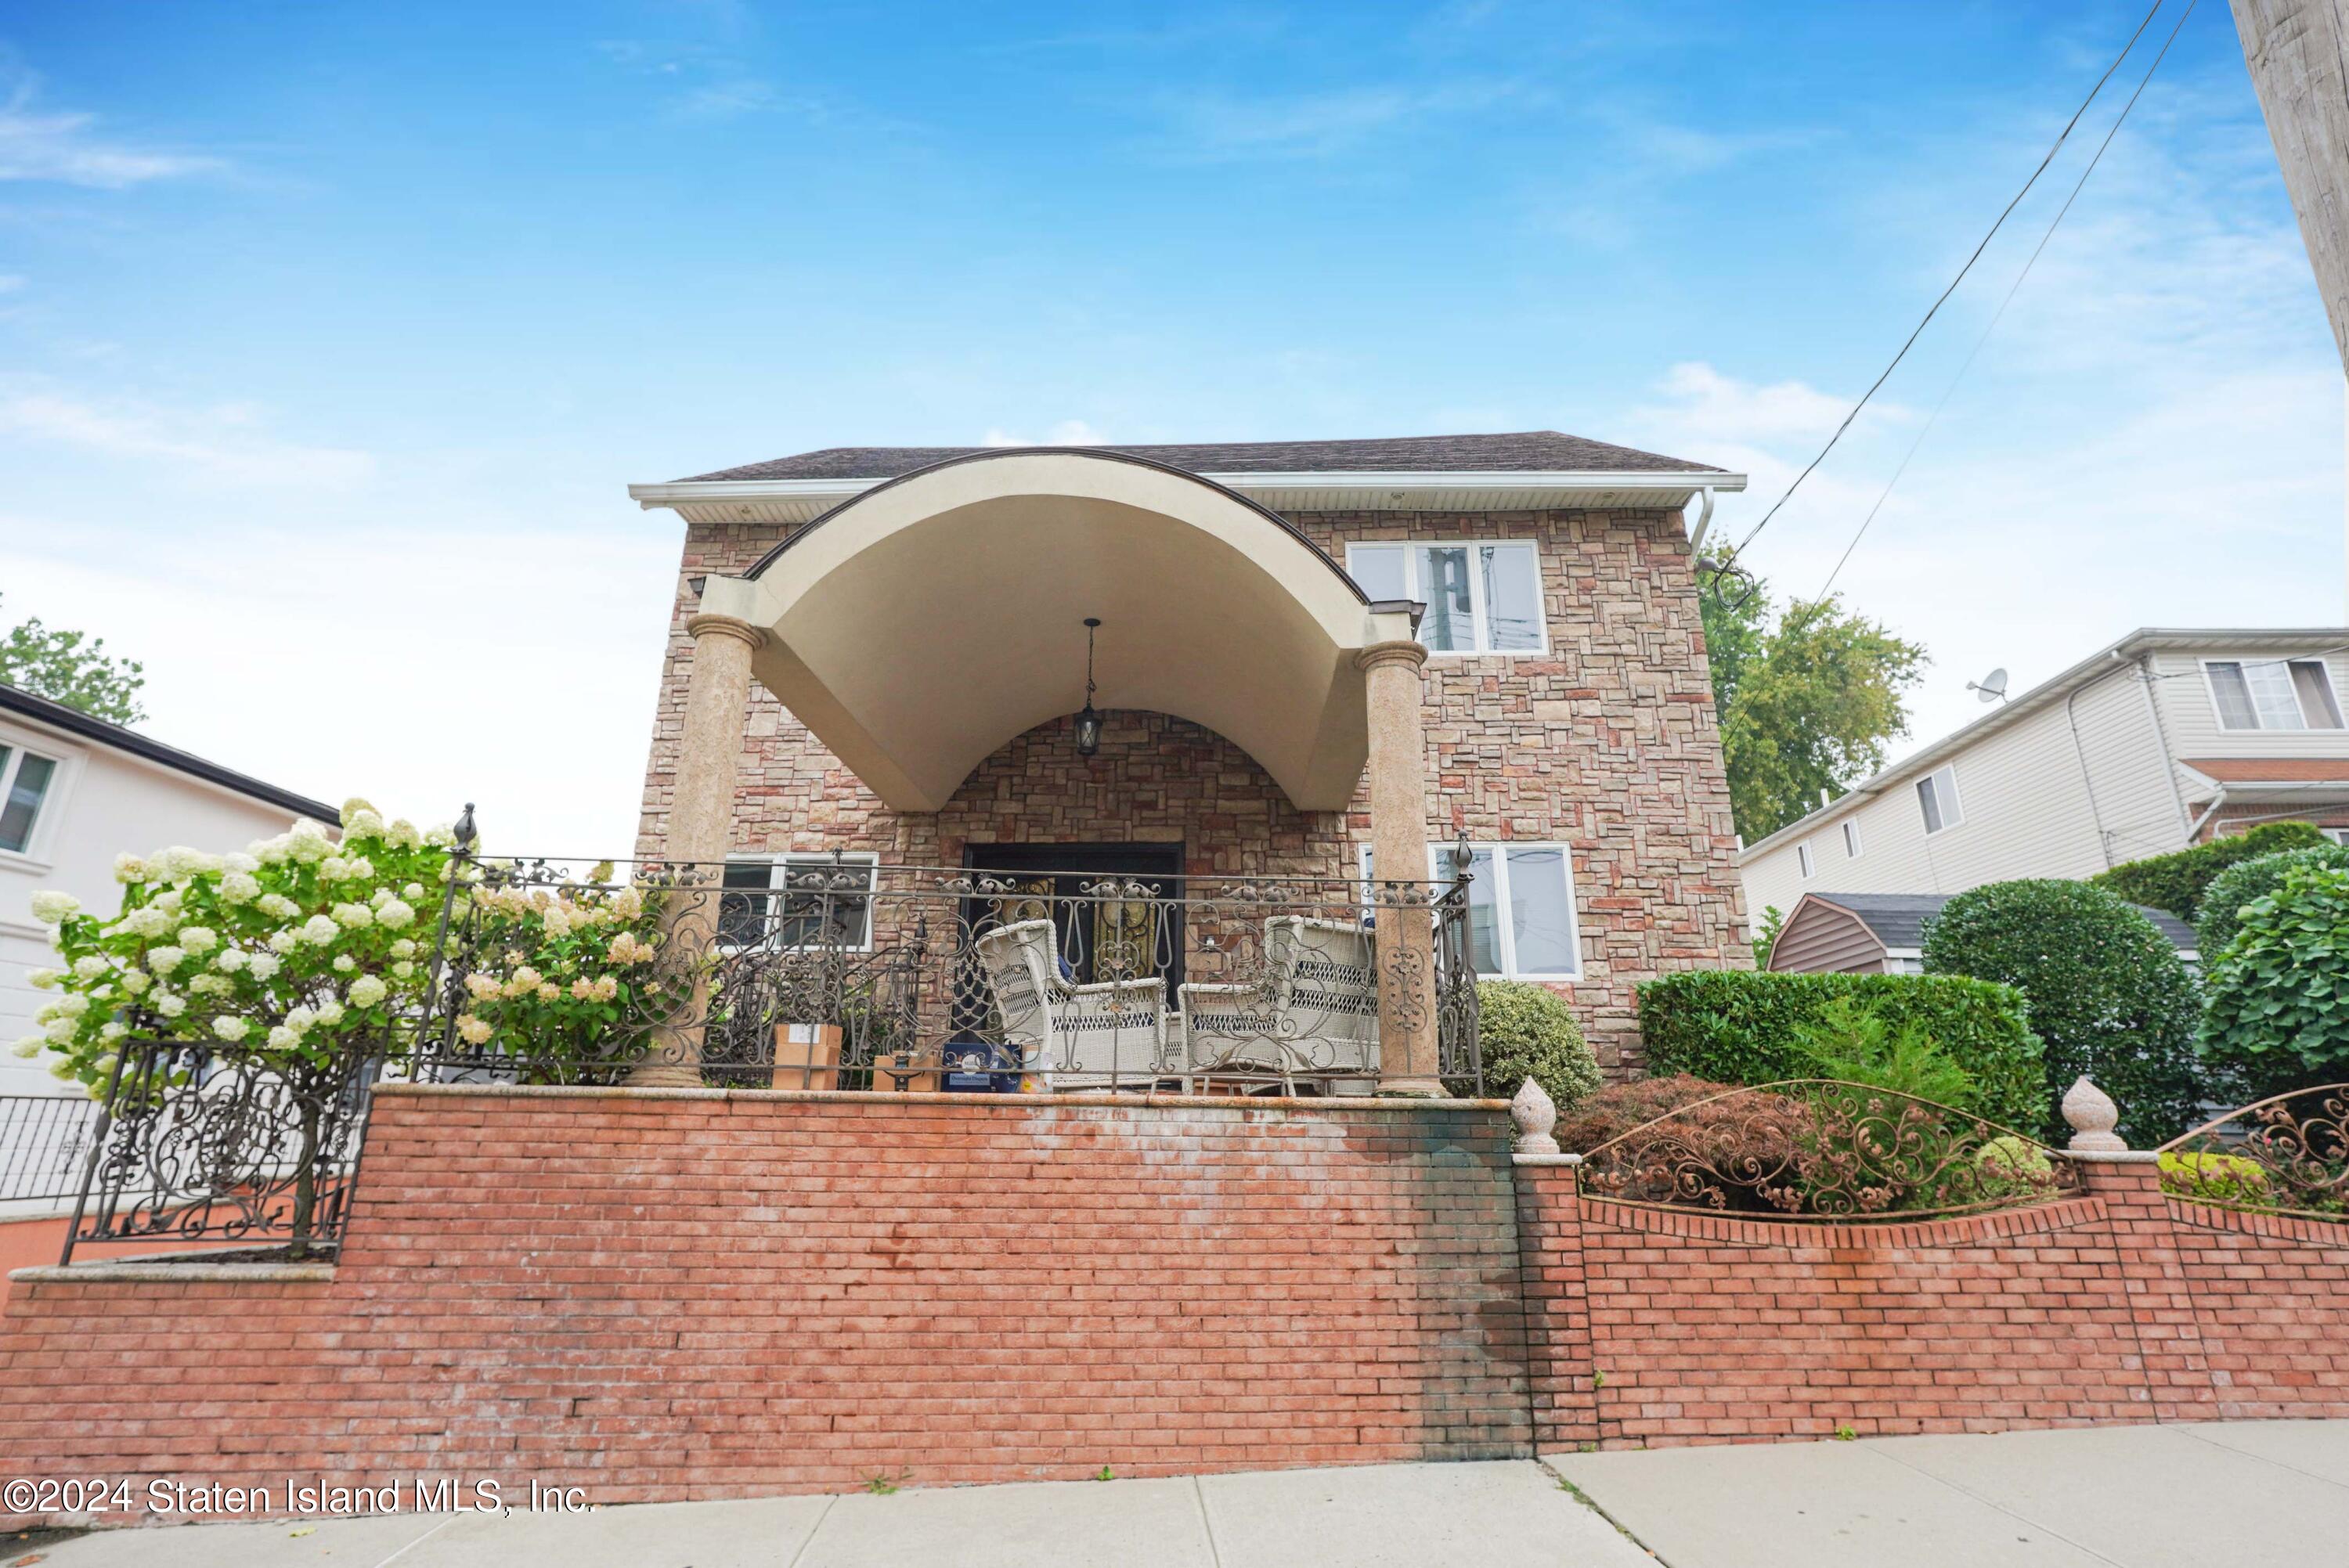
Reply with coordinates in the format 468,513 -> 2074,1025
2228,2 -> 2349,612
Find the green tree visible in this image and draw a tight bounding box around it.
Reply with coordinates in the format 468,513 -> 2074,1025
1701,579 -> 1925,841
2200,862 -> 2349,1100
0,593 -> 148,725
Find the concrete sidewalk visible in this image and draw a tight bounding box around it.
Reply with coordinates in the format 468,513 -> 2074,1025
22,1421 -> 2349,1565
1550,1419 -> 2349,1567
18,1459 -> 1649,1567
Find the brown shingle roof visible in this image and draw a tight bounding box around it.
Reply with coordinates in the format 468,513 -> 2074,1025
2184,758 -> 2349,783
675,431 -> 1720,484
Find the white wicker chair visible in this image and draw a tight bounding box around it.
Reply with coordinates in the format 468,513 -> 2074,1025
1178,917 -> 1380,1094
972,918 -> 1172,1090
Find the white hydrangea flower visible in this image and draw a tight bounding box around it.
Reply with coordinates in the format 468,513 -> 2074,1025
268,931 -> 298,955
332,902 -> 373,929
343,856 -> 374,881
211,1016 -> 250,1042
299,914 -> 340,946
331,954 -> 356,973
114,852 -> 150,883
220,871 -> 262,904
120,969 -> 152,995
347,975 -> 388,1008
385,819 -> 421,848
246,951 -> 281,981
287,822 -> 334,863
215,948 -> 250,973
153,890 -> 185,917
423,823 -> 457,849
267,1026 -> 300,1049
89,1052 -> 117,1080
319,856 -> 352,882
11,1036 -> 44,1059
312,998 -> 345,1026
340,796 -> 377,824
391,960 -> 415,980
456,1015 -> 493,1045
122,906 -> 172,939
224,851 -> 260,874
258,893 -> 300,921
154,994 -> 186,1018
48,1058 -> 76,1080
73,955 -> 109,980
43,1018 -> 74,1044
26,967 -> 61,989
401,882 -> 424,901
377,899 -> 416,930
146,945 -> 188,975
53,993 -> 89,1018
99,1021 -> 126,1042
285,1005 -> 317,1034
187,974 -> 230,997
29,891 -> 80,925
389,939 -> 417,961
254,834 -> 292,866
346,809 -> 386,838
179,926 -> 218,953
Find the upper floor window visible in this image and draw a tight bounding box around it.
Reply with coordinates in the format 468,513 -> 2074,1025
1344,542 -> 1547,654
0,744 -> 60,856
2206,658 -> 2344,731
1842,820 -> 1864,858
1917,764 -> 1962,835
718,853 -> 877,949
1796,842 -> 1815,878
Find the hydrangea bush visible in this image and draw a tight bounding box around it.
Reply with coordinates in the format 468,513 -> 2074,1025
13,800 -> 679,1094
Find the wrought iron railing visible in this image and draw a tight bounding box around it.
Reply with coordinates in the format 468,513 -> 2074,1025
1571,1080 -> 2084,1220
2158,1084 -> 2348,1221
0,1094 -> 101,1204
62,1037 -> 375,1263
407,852 -> 1484,1098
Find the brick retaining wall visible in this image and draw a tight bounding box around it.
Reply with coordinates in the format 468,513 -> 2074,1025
5,1092 -> 2348,1527
1514,1157 -> 2349,1451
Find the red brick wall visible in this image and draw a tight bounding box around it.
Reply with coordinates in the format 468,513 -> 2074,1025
0,1087 -> 1530,1516
642,507 -> 1746,1074
1517,1158 -> 2349,1450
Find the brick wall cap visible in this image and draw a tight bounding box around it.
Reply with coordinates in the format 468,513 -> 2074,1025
2066,1149 -> 2162,1165
1513,1152 -> 1582,1167
9,1261 -> 336,1284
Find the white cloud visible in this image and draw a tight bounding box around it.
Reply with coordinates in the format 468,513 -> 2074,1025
0,386 -> 375,488
0,55 -> 218,187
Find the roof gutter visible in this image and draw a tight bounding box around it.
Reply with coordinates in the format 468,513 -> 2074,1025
628,467 -> 1748,511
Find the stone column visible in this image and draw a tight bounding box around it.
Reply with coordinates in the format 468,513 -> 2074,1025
629,611 -> 767,1089
1356,639 -> 1444,1096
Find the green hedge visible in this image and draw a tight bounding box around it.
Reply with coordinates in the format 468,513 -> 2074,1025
1636,970 -> 2047,1134
2087,820 -> 2329,921
2194,843 -> 2349,960
1454,980 -> 1603,1108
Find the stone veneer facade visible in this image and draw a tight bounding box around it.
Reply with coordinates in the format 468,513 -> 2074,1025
636,506 -> 1746,1072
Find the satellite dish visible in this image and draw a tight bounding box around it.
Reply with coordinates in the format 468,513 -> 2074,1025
1968,668 -> 2010,704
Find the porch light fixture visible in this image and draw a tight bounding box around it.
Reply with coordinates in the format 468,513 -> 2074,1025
1074,618 -> 1103,757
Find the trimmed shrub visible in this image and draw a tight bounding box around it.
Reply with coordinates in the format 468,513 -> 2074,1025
1636,970 -> 2047,1134
2194,843 -> 2349,960
2199,862 -> 2349,1098
1557,1076 -> 1813,1213
2157,1151 -> 2269,1207
1554,1074 -> 1752,1152
2089,820 -> 2329,921
1793,997 -> 1979,1109
1456,980 -> 1602,1108
1922,879 -> 2205,1144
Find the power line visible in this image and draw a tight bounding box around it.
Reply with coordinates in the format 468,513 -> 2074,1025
1708,0 -> 2170,603
1810,0 -> 2200,606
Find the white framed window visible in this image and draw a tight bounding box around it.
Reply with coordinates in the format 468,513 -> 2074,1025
1360,840 -> 1582,979
2326,828 -> 2349,847
2205,657 -> 2345,731
1842,820 -> 1863,858
1796,842 -> 1815,879
0,741 -> 63,858
1917,764 -> 1962,835
717,852 -> 878,950
1344,542 -> 1548,654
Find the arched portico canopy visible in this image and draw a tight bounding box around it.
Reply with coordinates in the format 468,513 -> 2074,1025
695,449 -> 1420,813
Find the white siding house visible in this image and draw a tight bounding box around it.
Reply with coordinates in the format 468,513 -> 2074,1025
0,685 -> 333,1098
1740,629 -> 2349,928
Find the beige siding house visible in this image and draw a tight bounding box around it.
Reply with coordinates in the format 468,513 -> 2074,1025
1740,628 -> 2349,926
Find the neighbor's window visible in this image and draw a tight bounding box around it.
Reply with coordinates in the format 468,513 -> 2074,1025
1842,820 -> 1863,858
0,744 -> 60,856
2206,658 -> 2345,731
1344,542 -> 1546,654
1796,842 -> 1815,879
1361,841 -> 1582,979
1917,764 -> 1962,835
717,853 -> 877,949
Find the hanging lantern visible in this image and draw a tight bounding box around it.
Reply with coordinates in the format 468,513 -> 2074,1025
1074,617 -> 1103,757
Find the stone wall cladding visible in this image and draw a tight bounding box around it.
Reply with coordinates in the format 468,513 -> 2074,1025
1516,1158 -> 2349,1450
0,1088 -> 1531,1516
638,507 -> 1747,1074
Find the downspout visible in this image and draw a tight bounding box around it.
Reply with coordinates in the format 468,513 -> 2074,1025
2132,652 -> 2197,845
2064,659 -> 2134,870
1686,486 -> 1717,557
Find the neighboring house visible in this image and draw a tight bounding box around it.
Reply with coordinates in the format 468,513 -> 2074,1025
0,683 -> 334,1098
1741,628 -> 2349,925
627,432 -> 1751,1072
1766,890 -> 2198,976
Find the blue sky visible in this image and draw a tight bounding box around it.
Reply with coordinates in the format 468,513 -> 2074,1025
1,1 -> 2340,849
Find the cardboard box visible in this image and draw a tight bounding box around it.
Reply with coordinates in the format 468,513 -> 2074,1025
770,1022 -> 843,1090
